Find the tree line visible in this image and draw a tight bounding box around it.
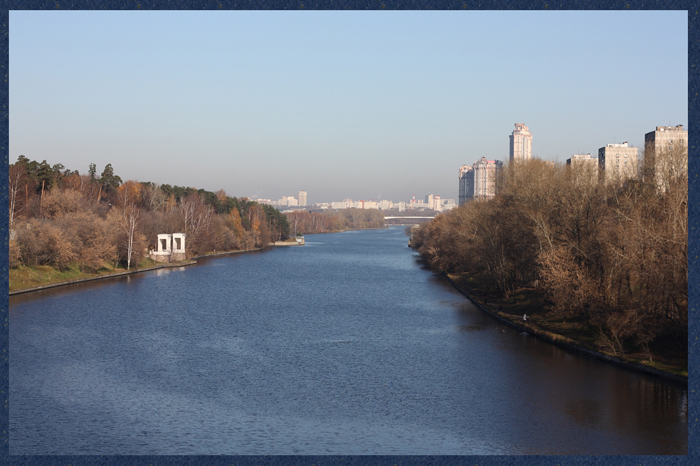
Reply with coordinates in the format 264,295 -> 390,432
8,156 -> 290,271
285,208 -> 385,235
411,147 -> 687,360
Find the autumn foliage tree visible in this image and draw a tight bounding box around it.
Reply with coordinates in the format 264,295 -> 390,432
8,156 -> 290,273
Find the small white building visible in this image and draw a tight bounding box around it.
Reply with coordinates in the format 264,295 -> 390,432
149,233 -> 186,263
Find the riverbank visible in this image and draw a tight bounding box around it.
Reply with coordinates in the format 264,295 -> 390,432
8,260 -> 197,296
8,248 -> 263,295
444,272 -> 687,385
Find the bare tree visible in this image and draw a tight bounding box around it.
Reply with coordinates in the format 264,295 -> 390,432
142,183 -> 167,212
8,163 -> 26,229
178,194 -> 213,252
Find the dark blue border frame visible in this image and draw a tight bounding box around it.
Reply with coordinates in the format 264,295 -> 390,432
1,2 -> 695,465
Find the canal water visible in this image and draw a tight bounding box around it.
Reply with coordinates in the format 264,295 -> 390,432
9,227 -> 687,455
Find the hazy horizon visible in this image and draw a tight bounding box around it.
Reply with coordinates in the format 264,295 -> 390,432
10,10 -> 687,204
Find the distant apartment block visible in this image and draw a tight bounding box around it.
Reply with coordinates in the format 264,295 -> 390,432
509,123 -> 532,162
440,199 -> 457,211
377,200 -> 394,210
358,200 -> 378,209
458,165 -> 474,205
280,196 -> 299,207
566,154 -> 599,184
567,153 -> 598,164
459,158 -> 502,203
424,194 -> 443,210
598,142 -> 638,183
644,125 -> 688,191
298,190 -> 307,206
473,157 -> 503,199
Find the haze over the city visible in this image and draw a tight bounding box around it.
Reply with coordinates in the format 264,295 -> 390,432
10,10 -> 687,203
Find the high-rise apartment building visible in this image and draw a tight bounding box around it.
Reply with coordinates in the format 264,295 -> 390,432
459,165 -> 474,205
509,123 -> 532,162
460,159 -> 502,203
644,125 -> 688,191
473,157 -> 503,199
598,142 -> 638,183
298,190 -> 307,206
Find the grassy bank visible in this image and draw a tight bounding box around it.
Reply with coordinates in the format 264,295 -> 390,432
9,247 -> 266,293
9,257 -> 165,293
448,272 -> 687,379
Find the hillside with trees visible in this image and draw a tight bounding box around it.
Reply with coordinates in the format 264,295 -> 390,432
411,150 -> 687,370
8,156 -> 290,284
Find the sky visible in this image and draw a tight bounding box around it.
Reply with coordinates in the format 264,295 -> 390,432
10,11 -> 688,204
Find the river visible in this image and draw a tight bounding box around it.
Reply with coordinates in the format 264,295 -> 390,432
9,227 -> 687,455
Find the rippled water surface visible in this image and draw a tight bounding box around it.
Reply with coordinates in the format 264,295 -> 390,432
10,227 -> 687,454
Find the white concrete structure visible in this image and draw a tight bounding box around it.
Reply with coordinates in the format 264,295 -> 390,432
149,233 -> 186,263
298,190 -> 307,206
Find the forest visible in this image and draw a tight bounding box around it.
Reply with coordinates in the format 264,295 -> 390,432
285,208 -> 385,235
411,147 -> 687,361
8,156 -> 291,273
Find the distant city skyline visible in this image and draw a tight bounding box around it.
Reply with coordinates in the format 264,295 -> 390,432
10,11 -> 687,202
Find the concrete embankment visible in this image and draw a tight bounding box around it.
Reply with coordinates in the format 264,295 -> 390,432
444,274 -> 687,386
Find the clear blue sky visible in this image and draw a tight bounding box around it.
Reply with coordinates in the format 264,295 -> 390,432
10,11 -> 687,204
